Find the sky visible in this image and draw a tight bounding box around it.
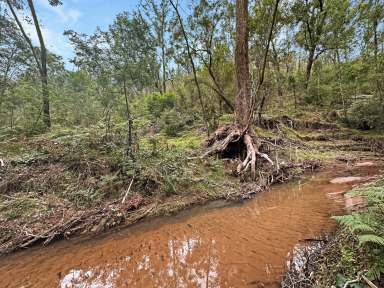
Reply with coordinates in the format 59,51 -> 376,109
27,0 -> 141,67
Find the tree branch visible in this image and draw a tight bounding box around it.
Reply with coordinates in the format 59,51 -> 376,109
6,0 -> 42,73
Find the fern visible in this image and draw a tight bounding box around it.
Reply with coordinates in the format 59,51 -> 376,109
332,179 -> 384,282
358,234 -> 384,246
332,214 -> 377,234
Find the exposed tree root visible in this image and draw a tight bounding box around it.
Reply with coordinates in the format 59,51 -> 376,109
204,124 -> 274,180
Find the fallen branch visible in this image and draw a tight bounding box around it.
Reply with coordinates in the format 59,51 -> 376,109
342,278 -> 360,288
361,274 -> 378,288
122,176 -> 135,204
342,271 -> 378,288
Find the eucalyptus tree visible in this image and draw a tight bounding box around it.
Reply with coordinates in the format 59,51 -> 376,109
3,0 -> 61,128
292,0 -> 356,89
169,0 -> 210,134
206,0 -> 280,180
190,0 -> 235,112
357,0 -> 384,101
0,12 -> 31,110
141,0 -> 172,94
106,11 -> 158,155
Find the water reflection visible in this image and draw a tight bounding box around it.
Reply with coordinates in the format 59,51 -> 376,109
59,236 -> 220,288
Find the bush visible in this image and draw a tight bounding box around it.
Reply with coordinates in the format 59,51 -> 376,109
344,98 -> 384,130
160,109 -> 185,136
144,92 -> 176,119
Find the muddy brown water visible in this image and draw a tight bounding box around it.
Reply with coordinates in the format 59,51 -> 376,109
0,162 -> 382,288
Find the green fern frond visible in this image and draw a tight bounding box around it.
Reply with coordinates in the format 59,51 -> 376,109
332,215 -> 358,227
350,224 -> 376,233
333,214 -> 380,233
367,265 -> 384,280
358,234 -> 384,246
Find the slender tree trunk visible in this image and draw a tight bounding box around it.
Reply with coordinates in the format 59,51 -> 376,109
169,0 -> 209,135
305,46 -> 315,90
373,18 -> 378,61
27,0 -> 50,128
123,77 -> 133,158
293,83 -> 297,111
235,0 -> 250,129
161,44 -> 166,94
206,55 -> 234,112
255,0 -> 280,125
161,29 -> 166,94
271,41 -> 283,108
160,4 -> 167,95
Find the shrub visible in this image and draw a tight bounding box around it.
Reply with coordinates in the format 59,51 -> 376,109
344,98 -> 384,130
144,92 -> 176,119
160,109 -> 185,136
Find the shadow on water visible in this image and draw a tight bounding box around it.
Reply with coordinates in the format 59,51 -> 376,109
0,162 -> 382,288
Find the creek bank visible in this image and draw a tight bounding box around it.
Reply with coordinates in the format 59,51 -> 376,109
1,120 -> 383,254
0,158 -> 320,254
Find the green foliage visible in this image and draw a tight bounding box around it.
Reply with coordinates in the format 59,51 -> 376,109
62,187 -> 104,209
358,234 -> 384,246
336,274 -> 363,288
332,214 -> 378,234
333,179 -> 384,281
144,92 -> 176,118
344,97 -> 384,130
160,109 -> 185,136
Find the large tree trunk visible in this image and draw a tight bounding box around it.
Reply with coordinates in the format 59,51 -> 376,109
204,0 -> 279,180
235,0 -> 251,129
27,0 -> 51,128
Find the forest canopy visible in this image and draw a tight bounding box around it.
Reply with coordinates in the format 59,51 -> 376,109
0,0 -> 383,136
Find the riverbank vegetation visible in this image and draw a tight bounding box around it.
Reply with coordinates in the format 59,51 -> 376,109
282,178 -> 384,288
0,0 -> 383,284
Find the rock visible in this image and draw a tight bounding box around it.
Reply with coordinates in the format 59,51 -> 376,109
355,161 -> 374,167
330,176 -> 363,184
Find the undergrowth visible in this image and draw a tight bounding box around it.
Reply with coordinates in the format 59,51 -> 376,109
315,179 -> 384,287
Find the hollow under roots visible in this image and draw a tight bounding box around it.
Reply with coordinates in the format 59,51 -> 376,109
204,124 -> 273,180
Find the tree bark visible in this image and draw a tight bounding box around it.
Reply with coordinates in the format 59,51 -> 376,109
305,46 -> 315,90
235,0 -> 250,129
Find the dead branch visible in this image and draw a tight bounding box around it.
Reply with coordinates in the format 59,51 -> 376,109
122,176 -> 135,204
